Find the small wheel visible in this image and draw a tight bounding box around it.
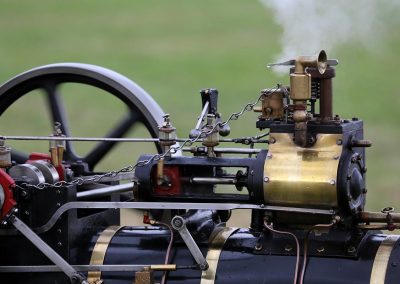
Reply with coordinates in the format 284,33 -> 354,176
0,63 -> 167,171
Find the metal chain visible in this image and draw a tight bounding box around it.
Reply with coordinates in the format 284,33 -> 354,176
21,88 -> 276,189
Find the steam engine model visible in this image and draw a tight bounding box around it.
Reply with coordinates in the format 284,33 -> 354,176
0,50 -> 399,284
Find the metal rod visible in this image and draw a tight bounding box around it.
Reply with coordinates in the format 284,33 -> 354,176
77,183 -> 134,199
358,211 -> 400,223
171,216 -> 208,270
2,135 -> 160,142
182,147 -> 261,154
195,101 -> 209,130
0,264 -> 178,273
0,135 -> 263,143
190,177 -> 237,185
8,214 -> 85,282
31,201 -> 334,234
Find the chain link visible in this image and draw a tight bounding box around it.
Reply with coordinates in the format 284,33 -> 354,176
21,88 -> 276,189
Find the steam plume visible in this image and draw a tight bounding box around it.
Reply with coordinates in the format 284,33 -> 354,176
260,0 -> 400,65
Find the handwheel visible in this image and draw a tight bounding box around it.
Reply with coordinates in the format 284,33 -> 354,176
0,63 -> 168,172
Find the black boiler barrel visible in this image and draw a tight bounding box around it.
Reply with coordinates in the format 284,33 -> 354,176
90,227 -> 400,284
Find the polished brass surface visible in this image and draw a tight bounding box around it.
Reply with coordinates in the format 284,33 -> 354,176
263,133 -> 342,208
260,91 -> 285,120
294,50 -> 327,74
149,264 -> 176,271
88,226 -> 123,284
201,227 -> 237,284
290,73 -> 311,101
370,235 -> 400,284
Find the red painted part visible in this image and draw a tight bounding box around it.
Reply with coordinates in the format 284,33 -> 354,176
27,152 -> 51,163
0,169 -> 16,220
143,211 -> 151,224
153,166 -> 181,196
26,152 -> 65,181
55,165 -> 65,181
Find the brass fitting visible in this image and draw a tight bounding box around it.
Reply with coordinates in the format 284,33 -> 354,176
294,50 -> 327,74
158,114 -> 176,156
49,123 -> 66,167
255,88 -> 286,120
290,50 -> 327,102
0,139 -> 12,168
290,50 -> 327,147
156,158 -> 165,186
202,114 -> 219,157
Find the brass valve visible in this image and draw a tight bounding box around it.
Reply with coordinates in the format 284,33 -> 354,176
158,114 -> 176,156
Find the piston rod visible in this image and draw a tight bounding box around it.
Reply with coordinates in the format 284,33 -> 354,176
77,182 -> 134,199
190,177 -> 237,185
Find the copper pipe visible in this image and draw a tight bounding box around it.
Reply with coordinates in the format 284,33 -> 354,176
359,211 -> 400,223
320,74 -> 333,122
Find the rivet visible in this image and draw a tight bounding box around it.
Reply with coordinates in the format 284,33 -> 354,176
264,177 -> 270,183
333,155 -> 340,160
336,139 -> 343,145
317,247 -> 325,253
255,243 -> 263,251
329,179 -> 336,185
270,138 -> 276,144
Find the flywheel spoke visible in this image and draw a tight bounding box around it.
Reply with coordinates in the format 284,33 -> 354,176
83,112 -> 141,169
44,83 -> 79,161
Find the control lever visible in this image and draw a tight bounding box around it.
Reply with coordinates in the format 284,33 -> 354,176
6,211 -> 88,284
189,88 -> 230,138
171,215 -> 209,270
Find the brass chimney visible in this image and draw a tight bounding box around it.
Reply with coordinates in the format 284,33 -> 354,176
290,50 -> 327,147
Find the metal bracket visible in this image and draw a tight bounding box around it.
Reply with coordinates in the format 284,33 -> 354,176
171,215 -> 208,270
7,212 -> 88,284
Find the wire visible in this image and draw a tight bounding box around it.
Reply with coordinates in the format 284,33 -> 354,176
299,222 -> 335,284
154,221 -> 174,284
264,221 -> 300,284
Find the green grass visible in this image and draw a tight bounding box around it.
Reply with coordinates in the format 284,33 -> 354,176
0,0 -> 399,211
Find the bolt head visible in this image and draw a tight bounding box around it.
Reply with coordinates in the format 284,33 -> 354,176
172,217 -> 184,228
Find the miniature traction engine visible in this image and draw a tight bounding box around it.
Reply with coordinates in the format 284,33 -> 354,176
0,50 -> 399,284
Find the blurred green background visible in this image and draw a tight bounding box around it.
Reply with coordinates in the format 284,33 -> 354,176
0,0 -> 399,212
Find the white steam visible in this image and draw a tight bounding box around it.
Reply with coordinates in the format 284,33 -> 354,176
260,0 -> 400,66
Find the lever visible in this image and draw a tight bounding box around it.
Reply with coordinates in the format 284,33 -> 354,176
6,211 -> 88,284
171,215 -> 208,270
